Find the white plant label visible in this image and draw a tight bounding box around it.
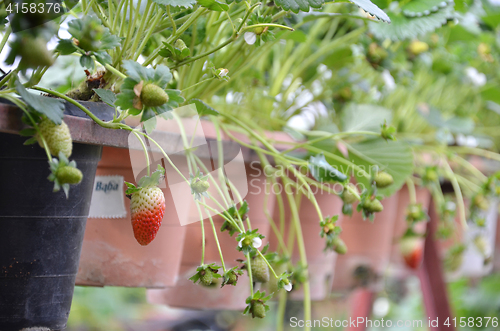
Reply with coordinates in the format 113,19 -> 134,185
88,175 -> 127,218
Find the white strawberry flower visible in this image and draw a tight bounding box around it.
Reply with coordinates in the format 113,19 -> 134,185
244,32 -> 257,45
284,282 -> 292,291
238,236 -> 262,248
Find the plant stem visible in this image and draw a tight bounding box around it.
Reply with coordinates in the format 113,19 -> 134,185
282,176 -> 311,331
133,131 -> 150,176
256,250 -> 279,279
406,178 -> 417,204
246,252 -> 254,296
441,158 -> 468,230
207,212 -> 226,272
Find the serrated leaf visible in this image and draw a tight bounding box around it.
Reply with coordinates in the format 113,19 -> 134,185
369,6 -> 453,41
309,154 -> 348,183
274,0 -> 324,14
349,0 -> 391,22
189,99 -> 219,116
402,0 -> 452,17
94,51 -> 112,65
80,55 -> 94,69
347,139 -> 413,196
153,65 -> 172,87
93,88 -> 117,107
15,81 -> 64,125
152,0 -> 196,7
341,104 -> 392,132
197,0 -> 229,11
55,39 -> 77,55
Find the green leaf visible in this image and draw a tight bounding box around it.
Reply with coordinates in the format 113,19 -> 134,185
15,81 -> 64,125
418,106 -> 474,134
93,88 -> 117,107
189,99 -> 219,116
80,55 -> 94,69
93,50 -> 112,65
341,104 -> 392,132
348,0 -> 391,22
19,128 -> 36,136
401,0 -> 453,17
55,39 -> 77,55
274,0 -> 325,14
347,139 -> 414,197
23,137 -> 38,145
308,153 -> 348,183
122,60 -> 148,82
153,65 -> 172,88
369,6 -> 453,41
152,0 -> 196,7
197,0 -> 229,11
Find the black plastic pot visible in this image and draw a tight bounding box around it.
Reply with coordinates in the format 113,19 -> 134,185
0,132 -> 102,331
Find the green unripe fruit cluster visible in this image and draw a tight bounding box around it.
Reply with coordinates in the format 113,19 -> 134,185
57,166 -> 83,185
140,83 -> 169,107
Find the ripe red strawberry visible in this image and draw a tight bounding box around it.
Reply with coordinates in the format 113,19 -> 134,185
127,165 -> 166,246
130,187 -> 165,245
400,236 -> 424,270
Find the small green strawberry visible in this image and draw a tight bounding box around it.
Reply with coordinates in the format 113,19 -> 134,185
200,269 -> 214,286
56,166 -> 83,185
222,267 -> 243,287
408,40 -> 429,56
374,172 -> 393,188
332,236 -> 347,255
140,83 -> 169,107
174,39 -> 188,51
342,183 -> 358,204
364,198 -> 383,213
18,36 -> 55,68
189,263 -> 222,286
48,152 -> 83,198
251,301 -> 266,318
191,179 -> 210,194
37,117 -> 72,158
251,255 -> 270,283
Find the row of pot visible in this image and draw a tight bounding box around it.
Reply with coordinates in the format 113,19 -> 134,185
74,145 -> 447,310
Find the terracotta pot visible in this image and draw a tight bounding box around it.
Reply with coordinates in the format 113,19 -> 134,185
390,185 -> 431,272
269,184 -> 343,301
332,193 -> 400,292
75,146 -> 187,288
147,164 -> 275,310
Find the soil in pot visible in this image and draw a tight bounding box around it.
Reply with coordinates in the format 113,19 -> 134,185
0,132 -> 101,331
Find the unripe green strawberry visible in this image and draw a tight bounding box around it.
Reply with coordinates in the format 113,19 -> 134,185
365,199 -> 383,213
140,83 -> 168,107
226,271 -> 238,285
130,187 -> 165,246
251,255 -> 270,283
473,235 -> 489,257
342,183 -> 358,204
200,269 -> 214,286
407,205 -> 422,221
37,117 -> 73,158
374,172 -> 393,188
174,39 -> 187,51
254,26 -> 265,35
56,166 -> 83,185
408,40 -> 429,56
191,179 -> 210,194
19,36 -> 55,68
473,194 -> 489,211
250,301 -> 266,318
332,237 -> 347,255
